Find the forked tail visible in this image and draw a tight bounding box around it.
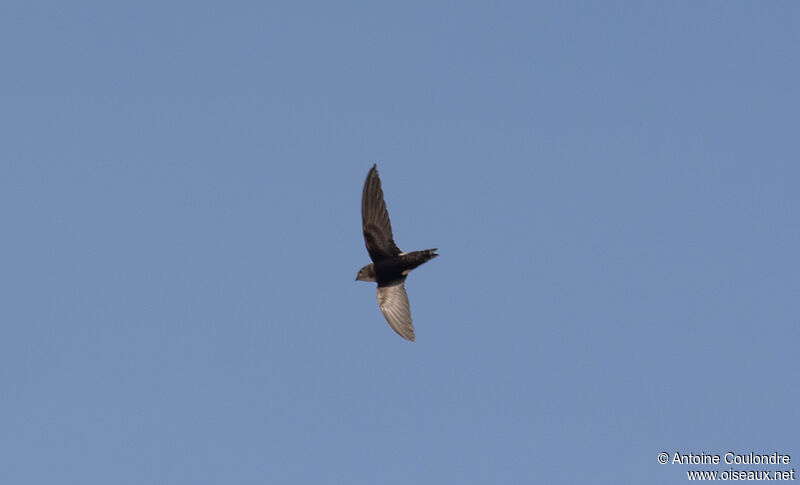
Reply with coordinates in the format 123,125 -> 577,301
401,248 -> 439,271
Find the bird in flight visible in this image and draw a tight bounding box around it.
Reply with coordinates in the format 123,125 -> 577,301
356,164 -> 438,341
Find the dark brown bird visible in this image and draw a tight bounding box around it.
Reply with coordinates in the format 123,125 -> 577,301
356,164 -> 438,341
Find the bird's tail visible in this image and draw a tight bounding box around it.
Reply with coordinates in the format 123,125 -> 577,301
401,248 -> 439,270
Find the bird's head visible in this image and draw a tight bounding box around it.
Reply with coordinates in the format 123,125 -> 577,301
355,264 -> 376,282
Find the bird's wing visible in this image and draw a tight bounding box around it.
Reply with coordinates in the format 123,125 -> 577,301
377,282 -> 415,341
362,164 -> 402,262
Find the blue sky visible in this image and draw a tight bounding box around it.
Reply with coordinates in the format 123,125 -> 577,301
2,2 -> 798,484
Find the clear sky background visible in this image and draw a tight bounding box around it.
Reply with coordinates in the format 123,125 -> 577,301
2,2 -> 798,484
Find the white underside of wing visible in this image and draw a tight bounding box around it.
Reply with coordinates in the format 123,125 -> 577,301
376,283 -> 415,341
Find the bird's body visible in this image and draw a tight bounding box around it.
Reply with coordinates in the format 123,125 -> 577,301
356,164 -> 437,341
356,250 -> 438,284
